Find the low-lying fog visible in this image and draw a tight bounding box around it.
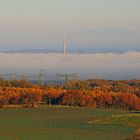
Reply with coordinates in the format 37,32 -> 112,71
0,51 -> 140,80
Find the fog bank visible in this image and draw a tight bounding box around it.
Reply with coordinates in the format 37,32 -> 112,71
0,51 -> 140,80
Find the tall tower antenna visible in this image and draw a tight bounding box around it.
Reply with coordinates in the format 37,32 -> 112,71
64,33 -> 67,54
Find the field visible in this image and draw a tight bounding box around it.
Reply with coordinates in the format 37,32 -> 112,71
0,107 -> 139,140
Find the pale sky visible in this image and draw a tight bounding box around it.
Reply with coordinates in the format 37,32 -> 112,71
0,1 -> 140,79
0,0 -> 140,52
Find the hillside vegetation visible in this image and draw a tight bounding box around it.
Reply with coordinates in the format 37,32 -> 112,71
0,78 -> 140,110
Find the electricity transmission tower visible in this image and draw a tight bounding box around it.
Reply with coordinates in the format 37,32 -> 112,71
38,69 -> 46,85
3,73 -> 17,80
56,73 -> 79,88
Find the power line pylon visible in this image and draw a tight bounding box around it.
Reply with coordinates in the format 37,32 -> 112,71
56,73 -> 79,88
39,69 -> 46,85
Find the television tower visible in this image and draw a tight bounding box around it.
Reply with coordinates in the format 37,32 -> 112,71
63,33 -> 67,54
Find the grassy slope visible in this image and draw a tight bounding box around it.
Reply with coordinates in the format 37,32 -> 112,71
0,107 -> 139,140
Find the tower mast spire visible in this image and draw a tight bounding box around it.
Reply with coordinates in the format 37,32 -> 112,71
64,32 -> 67,54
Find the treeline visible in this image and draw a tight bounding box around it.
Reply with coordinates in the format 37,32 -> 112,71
65,79 -> 140,94
0,78 -> 140,110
